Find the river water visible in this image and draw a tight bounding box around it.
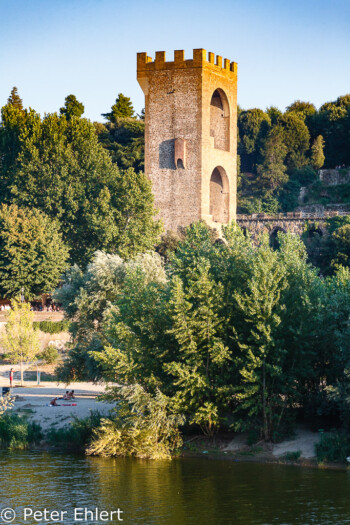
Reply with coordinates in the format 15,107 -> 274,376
1,451 -> 350,524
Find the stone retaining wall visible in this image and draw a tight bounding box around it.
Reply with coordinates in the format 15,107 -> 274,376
319,169 -> 350,186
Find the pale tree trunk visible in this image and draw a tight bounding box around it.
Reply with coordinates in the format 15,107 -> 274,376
20,361 -> 24,386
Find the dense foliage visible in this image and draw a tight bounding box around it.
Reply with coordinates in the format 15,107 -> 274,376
57,223 -> 350,445
54,251 -> 166,382
95,118 -> 145,173
0,204 -> 69,298
0,94 -> 161,267
0,412 -> 42,450
238,95 -> 350,212
304,216 -> 350,274
87,385 -> 184,459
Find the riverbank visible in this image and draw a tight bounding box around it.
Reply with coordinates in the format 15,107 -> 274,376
0,370 -> 348,470
181,430 -> 350,471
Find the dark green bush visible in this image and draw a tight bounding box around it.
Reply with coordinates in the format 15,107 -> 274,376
46,411 -> 103,452
39,345 -> 59,364
315,430 -> 350,463
278,180 -> 301,211
290,166 -> 317,186
0,413 -> 42,450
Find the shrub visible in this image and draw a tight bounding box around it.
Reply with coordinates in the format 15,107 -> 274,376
291,166 -> 317,186
315,430 -> 350,463
46,411 -> 103,452
87,385 -> 185,459
33,320 -> 71,334
39,346 -> 59,364
0,412 -> 42,450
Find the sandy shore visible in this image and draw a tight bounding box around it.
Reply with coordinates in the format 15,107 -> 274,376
9,384 -> 116,431
0,364 -> 116,431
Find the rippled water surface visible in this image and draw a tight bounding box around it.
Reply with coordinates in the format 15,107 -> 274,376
1,451 -> 350,524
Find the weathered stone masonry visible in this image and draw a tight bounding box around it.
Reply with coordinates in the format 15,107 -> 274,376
235,211 -> 350,240
137,49 -> 238,231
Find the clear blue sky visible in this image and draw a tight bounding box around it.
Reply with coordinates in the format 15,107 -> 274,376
1,0 -> 349,121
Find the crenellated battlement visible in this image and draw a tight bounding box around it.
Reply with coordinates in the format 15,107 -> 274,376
137,48 -> 237,75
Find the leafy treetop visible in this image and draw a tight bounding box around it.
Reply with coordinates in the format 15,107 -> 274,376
60,94 -> 85,120
102,93 -> 135,122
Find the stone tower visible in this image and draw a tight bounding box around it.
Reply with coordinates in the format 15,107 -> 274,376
137,48 -> 237,231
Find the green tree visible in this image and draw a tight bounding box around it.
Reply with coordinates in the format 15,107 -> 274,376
1,301 -> 41,385
309,95 -> 350,168
266,106 -> 282,126
165,262 -> 231,435
238,109 -> 271,172
233,238 -> 288,440
0,204 -> 69,299
55,251 -> 167,383
310,135 -> 325,169
7,87 -> 23,110
0,107 -> 161,266
60,94 -> 84,120
53,222 -> 349,443
279,113 -> 310,171
285,100 -> 316,121
102,93 -> 135,122
326,267 -> 350,374
256,126 -> 288,195
96,117 -> 145,172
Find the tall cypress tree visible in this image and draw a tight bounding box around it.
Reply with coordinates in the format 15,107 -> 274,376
7,87 -> 23,110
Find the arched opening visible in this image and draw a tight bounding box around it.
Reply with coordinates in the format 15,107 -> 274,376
240,226 -> 248,237
269,226 -> 287,250
210,89 -> 230,151
210,167 -> 229,223
308,226 -> 323,238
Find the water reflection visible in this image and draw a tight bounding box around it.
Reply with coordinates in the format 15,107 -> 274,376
1,452 -> 350,524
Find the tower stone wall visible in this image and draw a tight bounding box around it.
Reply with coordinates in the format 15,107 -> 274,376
137,49 -> 238,231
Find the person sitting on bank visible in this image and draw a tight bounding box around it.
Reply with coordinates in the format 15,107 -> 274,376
49,397 -> 59,406
68,390 -> 75,400
62,391 -> 70,400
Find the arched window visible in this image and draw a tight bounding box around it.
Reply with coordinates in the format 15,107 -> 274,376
210,167 -> 229,223
210,89 -> 230,151
269,227 -> 287,250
